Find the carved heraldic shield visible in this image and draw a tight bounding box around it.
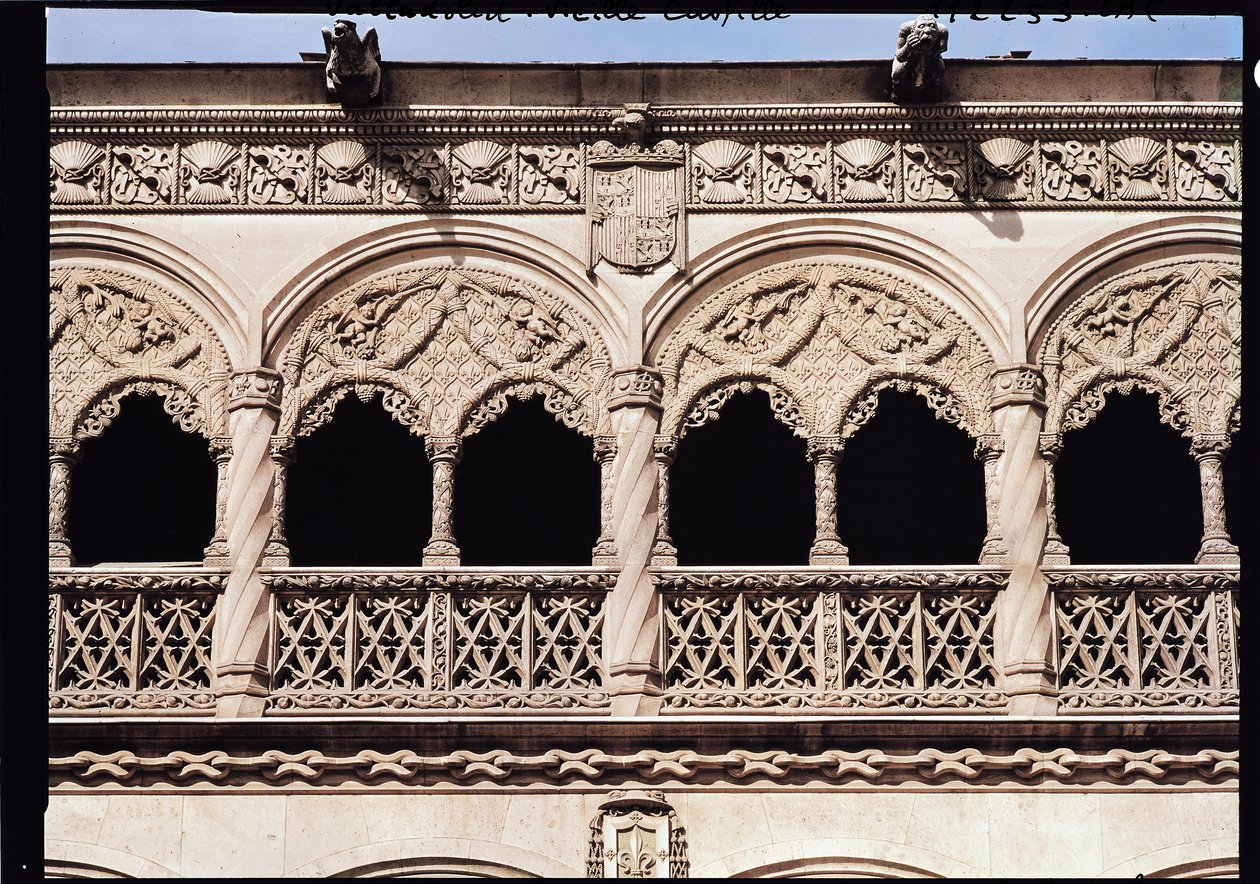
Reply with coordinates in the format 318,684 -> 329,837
587,141 -> 685,272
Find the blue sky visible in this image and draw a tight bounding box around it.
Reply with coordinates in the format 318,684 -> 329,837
47,9 -> 1241,63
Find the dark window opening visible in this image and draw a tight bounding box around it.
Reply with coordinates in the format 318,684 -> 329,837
287,392 -> 432,566
68,392 -> 215,565
1056,389 -> 1201,564
671,388 -> 813,566
454,394 -> 599,566
836,389 -> 985,565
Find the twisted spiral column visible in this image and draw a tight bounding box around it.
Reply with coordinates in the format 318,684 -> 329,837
807,435 -> 848,565
604,367 -> 668,715
989,364 -> 1058,716
212,368 -> 283,718
423,435 -> 462,566
1192,434 -> 1239,564
49,437 -> 80,566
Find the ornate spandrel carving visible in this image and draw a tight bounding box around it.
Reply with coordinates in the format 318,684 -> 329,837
51,141 -> 106,205
834,138 -> 896,202
588,790 -> 688,879
657,261 -> 994,442
891,14 -> 948,103
315,140 -> 374,204
280,266 -> 611,441
1108,136 -> 1169,200
110,145 -> 176,205
247,144 -> 310,205
1040,259 -> 1240,442
904,143 -> 967,201
1040,140 -> 1105,201
587,138 -> 685,271
449,140 -> 512,204
691,139 -> 756,204
1173,141 -> 1237,201
50,266 -> 229,441
764,144 -> 829,204
519,145 -> 582,204
181,141 -> 243,204
973,137 -> 1034,201
381,145 -> 448,205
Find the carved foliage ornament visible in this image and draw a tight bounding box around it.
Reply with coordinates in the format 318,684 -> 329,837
1040,259 -> 1240,439
657,261 -> 994,439
281,266 -> 611,439
49,266 -> 229,439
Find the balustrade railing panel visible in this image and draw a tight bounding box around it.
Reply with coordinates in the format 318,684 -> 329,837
49,570 -> 222,714
263,571 -> 612,713
658,570 -> 1007,712
1048,568 -> 1239,712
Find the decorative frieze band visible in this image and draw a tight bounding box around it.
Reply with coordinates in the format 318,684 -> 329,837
48,746 -> 1238,786
51,133 -> 1240,211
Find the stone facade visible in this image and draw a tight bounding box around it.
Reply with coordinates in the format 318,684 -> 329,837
47,55 -> 1239,878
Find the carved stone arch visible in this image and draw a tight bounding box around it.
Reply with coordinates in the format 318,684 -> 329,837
458,366 -> 603,438
287,372 -> 431,438
833,364 -> 984,440
696,837 -> 980,879
663,368 -> 812,439
44,840 -> 179,879
655,259 -> 996,442
50,264 -> 231,440
1038,257 -> 1240,440
279,264 -> 612,442
287,837 -> 579,878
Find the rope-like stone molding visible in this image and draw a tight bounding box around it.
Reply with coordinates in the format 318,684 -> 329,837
261,572 -> 615,591
654,571 -> 1008,590
48,747 -> 1238,785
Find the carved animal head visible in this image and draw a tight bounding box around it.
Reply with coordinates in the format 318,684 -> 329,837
329,19 -> 360,48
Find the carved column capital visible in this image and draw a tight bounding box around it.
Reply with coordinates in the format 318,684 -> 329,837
208,435 -> 234,460
1192,433 -> 1232,459
593,434 -> 618,463
49,436 -> 81,461
974,433 -> 1004,461
608,366 -> 664,413
1037,432 -> 1064,462
228,368 -> 283,413
652,434 -> 678,463
806,435 -> 844,463
425,434 -> 463,464
990,363 -> 1047,410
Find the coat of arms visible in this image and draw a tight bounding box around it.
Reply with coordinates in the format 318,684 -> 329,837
587,139 -> 686,272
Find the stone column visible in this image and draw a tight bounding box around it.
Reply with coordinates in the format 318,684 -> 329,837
604,366 -> 668,716
423,435 -> 462,566
202,435 -> 233,566
650,436 -> 679,567
988,364 -> 1058,716
213,368 -> 283,718
1038,433 -> 1071,566
592,434 -> 619,565
974,433 -> 1009,565
807,435 -> 848,565
49,437 -> 80,566
1192,434 -> 1239,565
263,437 -> 293,566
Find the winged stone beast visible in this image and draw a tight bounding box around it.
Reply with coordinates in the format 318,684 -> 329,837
322,19 -> 381,104
891,14 -> 948,104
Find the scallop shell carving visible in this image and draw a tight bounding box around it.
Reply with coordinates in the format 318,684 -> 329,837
1110,136 -> 1167,199
450,140 -> 511,204
977,137 -> 1032,175
835,138 -> 895,201
318,140 -> 373,204
694,139 -> 755,203
182,140 -> 240,204
50,141 -> 106,204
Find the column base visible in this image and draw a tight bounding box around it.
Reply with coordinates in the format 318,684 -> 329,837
423,540 -> 461,567
592,540 -> 619,567
261,541 -> 290,568
978,539 -> 1009,566
809,539 -> 849,566
1196,537 -> 1239,565
203,541 -> 231,568
214,662 -> 270,718
608,664 -> 663,717
1042,539 -> 1070,566
649,541 -> 677,567
49,542 -> 75,567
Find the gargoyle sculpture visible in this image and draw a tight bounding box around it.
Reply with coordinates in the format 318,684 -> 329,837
322,19 -> 381,105
891,15 -> 948,104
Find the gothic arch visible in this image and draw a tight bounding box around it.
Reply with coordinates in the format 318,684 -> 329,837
277,263 -> 613,440
644,218 -> 1012,366
50,220 -> 250,368
1036,256 -> 1241,441
50,264 -> 232,442
288,837 -> 579,878
654,259 -> 997,440
261,219 -> 627,366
